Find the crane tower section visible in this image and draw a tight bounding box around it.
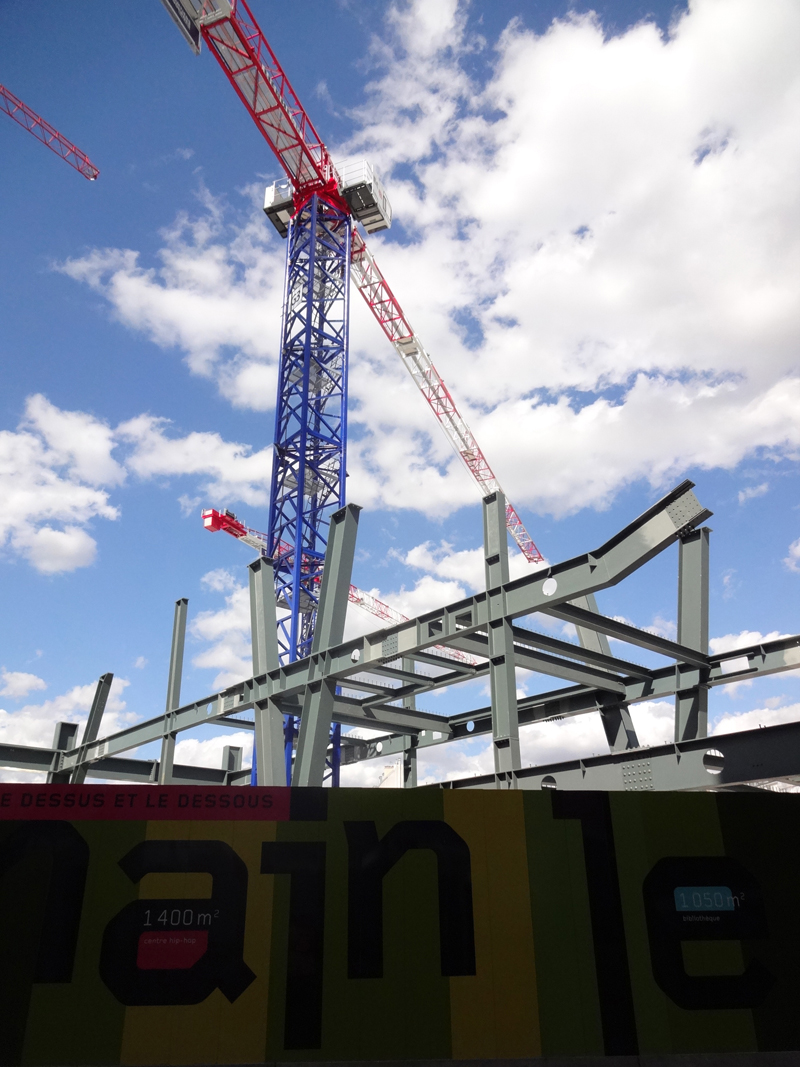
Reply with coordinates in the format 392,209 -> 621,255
269,196 -> 351,662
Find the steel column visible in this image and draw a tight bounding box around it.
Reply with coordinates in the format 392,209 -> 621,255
675,528 -> 710,741
402,656 -> 418,788
159,598 -> 187,785
47,721 -> 79,784
483,491 -> 521,778
293,504 -> 361,786
573,594 -> 639,751
70,672 -> 114,785
249,557 -> 286,786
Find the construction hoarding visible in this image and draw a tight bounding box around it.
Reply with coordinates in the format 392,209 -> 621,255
1,784 -> 799,1063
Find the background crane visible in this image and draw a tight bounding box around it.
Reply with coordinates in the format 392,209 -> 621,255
0,83 -> 98,180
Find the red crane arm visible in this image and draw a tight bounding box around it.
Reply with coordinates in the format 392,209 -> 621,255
175,1 -> 543,564
350,231 -> 544,564
0,83 -> 99,181
198,1 -> 336,197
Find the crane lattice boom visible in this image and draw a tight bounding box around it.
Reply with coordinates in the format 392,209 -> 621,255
0,83 -> 99,181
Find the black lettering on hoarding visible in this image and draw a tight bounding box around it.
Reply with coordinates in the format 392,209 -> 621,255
345,820 -> 475,980
0,822 -> 89,1067
0,821 -> 89,982
100,840 -> 255,1005
552,792 -> 638,1056
643,856 -> 774,1010
261,841 -> 326,1050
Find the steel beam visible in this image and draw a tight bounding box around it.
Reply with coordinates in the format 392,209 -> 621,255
440,718 -> 800,794
572,594 -> 639,752
249,557 -> 285,786
401,657 -> 418,788
70,672 -> 114,785
46,722 -> 78,784
293,504 -> 361,786
483,491 -> 521,777
675,527 -> 710,742
543,603 -> 708,667
159,598 -> 187,785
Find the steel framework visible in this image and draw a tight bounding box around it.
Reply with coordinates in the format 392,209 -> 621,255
3,480 -> 799,793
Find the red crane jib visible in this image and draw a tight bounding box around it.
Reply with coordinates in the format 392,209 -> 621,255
187,0 -> 544,565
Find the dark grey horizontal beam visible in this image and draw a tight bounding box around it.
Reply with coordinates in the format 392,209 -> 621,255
440,717 -> 800,793
0,743 -> 250,786
543,603 -> 709,667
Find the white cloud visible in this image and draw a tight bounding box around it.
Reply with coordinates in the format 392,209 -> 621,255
57,186 -> 284,411
785,537 -> 800,573
0,395 -> 121,574
738,481 -> 769,504
174,730 -> 253,770
712,701 -> 800,735
58,0 -> 800,523
0,395 -> 272,575
119,414 -> 271,508
0,670 -> 46,699
0,677 -> 134,780
134,656 -> 147,670
190,575 -> 252,690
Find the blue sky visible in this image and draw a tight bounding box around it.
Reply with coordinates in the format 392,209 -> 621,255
0,0 -> 798,784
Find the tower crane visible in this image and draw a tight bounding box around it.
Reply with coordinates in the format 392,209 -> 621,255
0,83 -> 99,180
160,0 -> 542,658
160,0 -> 551,782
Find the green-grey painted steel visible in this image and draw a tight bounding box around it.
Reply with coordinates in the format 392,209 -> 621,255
440,716 -> 800,793
70,672 -> 114,785
46,721 -> 79,783
221,744 -> 242,772
249,557 -> 286,786
402,656 -> 418,788
4,478 -> 797,792
483,491 -> 521,776
311,503 -> 361,654
675,527 -> 710,742
572,594 -> 639,751
294,503 -> 362,785
159,598 -> 187,785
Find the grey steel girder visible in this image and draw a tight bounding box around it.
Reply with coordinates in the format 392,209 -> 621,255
14,477 -> 800,792
337,631 -> 800,766
439,717 -> 800,793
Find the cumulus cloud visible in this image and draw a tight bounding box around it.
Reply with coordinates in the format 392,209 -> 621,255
0,395 -> 121,573
174,730 -> 253,771
0,677 -> 134,780
118,414 -> 271,508
0,670 -> 47,699
0,395 -> 271,575
738,482 -> 769,505
190,574 -> 252,690
712,701 -> 800,735
785,537 -> 800,573
57,186 -> 284,411
59,0 -> 800,521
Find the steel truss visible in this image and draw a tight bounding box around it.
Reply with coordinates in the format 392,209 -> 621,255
268,194 -> 350,664
2,480 -> 799,792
